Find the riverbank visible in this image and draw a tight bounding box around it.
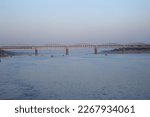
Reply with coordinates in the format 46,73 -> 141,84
0,50 -> 33,57
101,48 -> 150,54
0,50 -> 16,57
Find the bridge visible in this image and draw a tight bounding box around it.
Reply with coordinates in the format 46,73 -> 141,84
0,43 -> 150,56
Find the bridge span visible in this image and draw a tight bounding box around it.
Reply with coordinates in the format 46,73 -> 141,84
0,44 -> 150,56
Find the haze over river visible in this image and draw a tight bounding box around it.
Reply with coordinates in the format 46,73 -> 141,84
0,49 -> 150,99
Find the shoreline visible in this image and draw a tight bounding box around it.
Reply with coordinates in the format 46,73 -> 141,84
0,50 -> 34,58
100,48 -> 150,54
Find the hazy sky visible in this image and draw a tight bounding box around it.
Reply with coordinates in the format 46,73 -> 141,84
0,0 -> 150,45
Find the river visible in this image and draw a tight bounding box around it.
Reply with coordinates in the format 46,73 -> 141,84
0,49 -> 150,99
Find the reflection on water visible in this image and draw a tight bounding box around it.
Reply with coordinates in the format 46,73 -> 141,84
0,49 -> 150,99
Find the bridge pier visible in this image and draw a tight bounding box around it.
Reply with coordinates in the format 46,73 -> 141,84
35,48 -> 38,56
122,47 -> 125,54
0,49 -> 1,62
94,48 -> 98,54
65,48 -> 69,55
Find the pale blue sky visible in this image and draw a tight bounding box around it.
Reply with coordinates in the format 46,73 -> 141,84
0,0 -> 150,45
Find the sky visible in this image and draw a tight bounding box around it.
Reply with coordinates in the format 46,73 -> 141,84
0,0 -> 150,45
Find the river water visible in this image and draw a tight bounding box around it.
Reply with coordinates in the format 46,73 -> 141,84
0,49 -> 150,99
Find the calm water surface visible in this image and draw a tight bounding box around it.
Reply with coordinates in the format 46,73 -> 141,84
0,49 -> 150,99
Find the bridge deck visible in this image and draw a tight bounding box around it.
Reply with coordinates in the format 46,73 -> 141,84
0,44 -> 150,50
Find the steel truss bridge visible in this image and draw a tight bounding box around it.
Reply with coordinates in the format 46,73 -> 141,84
0,43 -> 150,55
